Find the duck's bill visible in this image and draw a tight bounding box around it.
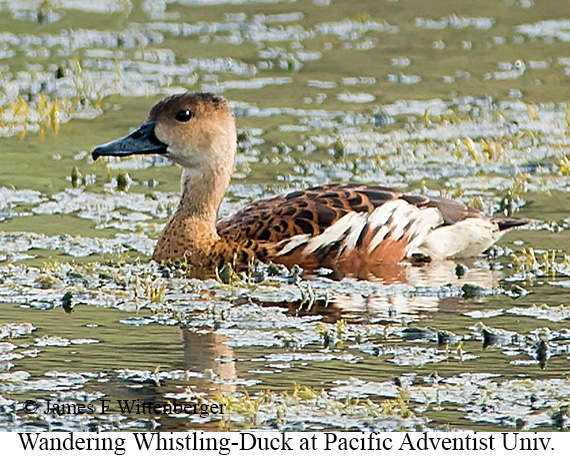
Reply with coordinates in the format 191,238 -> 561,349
92,121 -> 167,160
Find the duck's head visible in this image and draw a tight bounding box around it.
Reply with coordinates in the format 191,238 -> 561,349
92,92 -> 237,175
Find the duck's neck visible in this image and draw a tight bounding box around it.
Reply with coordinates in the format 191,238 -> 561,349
178,167 -> 227,227
152,166 -> 231,263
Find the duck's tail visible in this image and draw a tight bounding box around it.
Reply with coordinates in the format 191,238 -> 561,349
491,217 -> 529,231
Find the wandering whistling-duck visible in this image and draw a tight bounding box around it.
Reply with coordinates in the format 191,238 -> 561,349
92,92 -> 527,279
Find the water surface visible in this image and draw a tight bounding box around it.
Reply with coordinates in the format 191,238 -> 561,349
1,0 -> 570,432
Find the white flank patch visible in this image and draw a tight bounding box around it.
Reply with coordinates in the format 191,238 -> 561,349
278,212 -> 366,257
304,212 -> 366,254
367,200 -> 443,254
342,222 -> 368,252
401,207 -> 445,253
277,234 -> 311,256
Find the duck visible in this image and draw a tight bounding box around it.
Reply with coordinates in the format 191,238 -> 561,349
92,92 -> 527,280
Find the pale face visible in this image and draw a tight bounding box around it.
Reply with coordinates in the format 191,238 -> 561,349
92,92 -> 237,176
150,93 -> 237,173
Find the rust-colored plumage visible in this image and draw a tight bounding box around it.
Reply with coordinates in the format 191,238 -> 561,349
92,92 -> 527,280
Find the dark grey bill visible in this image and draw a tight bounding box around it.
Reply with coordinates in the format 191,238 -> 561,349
92,121 -> 167,160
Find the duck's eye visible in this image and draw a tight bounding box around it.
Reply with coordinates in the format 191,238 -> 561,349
175,109 -> 192,122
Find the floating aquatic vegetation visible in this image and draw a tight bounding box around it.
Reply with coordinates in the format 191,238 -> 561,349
1,0 -> 132,20
0,322 -> 35,339
0,231 -> 155,259
0,342 -> 18,357
34,336 -> 99,347
463,378 -> 570,429
415,16 -> 495,30
472,322 -> 519,347
463,309 -> 504,319
331,373 -> 570,430
0,370 -> 88,394
216,382 -> 425,431
0,188 -> 45,222
201,77 -> 293,93
507,304 -> 570,322
314,19 -> 399,38
187,57 -> 255,75
399,326 -> 439,342
509,248 -> 558,275
387,74 -> 422,84
117,368 -> 198,384
387,347 -> 451,366
515,20 -> 570,41
32,187 -> 177,222
337,92 -> 376,103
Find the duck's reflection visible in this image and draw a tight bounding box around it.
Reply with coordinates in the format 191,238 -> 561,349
304,258 -> 503,319
180,330 -> 236,385
178,258 -> 502,363
153,258 -> 503,429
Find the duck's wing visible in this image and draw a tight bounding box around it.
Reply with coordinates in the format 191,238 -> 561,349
217,183 -> 487,242
217,184 -> 398,242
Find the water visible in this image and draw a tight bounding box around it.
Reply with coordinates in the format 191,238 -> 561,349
1,0 -> 569,431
